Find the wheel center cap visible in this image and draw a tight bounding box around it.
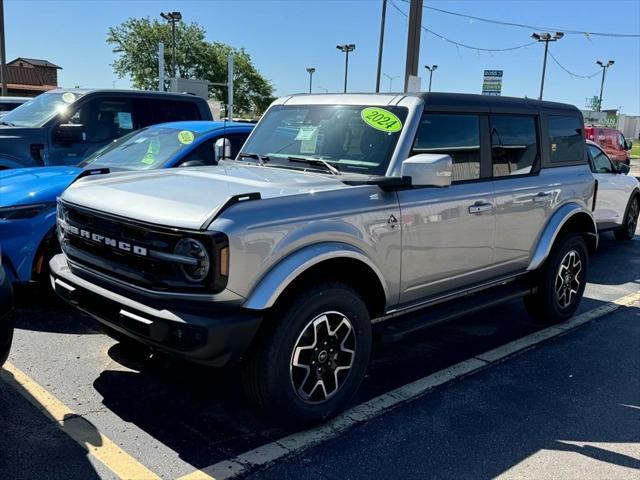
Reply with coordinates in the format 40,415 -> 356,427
565,274 -> 571,283
317,350 -> 329,363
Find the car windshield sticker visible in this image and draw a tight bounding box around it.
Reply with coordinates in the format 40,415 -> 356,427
62,92 -> 76,103
178,130 -> 195,145
117,112 -> 133,130
361,107 -> 402,133
141,137 -> 160,165
296,126 -> 319,153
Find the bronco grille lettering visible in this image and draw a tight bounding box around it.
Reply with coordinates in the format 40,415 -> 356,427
62,222 -> 148,256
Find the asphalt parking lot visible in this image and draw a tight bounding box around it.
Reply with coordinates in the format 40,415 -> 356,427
1,226 -> 639,479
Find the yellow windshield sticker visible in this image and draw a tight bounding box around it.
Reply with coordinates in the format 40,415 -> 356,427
178,130 -> 195,145
62,92 -> 76,103
141,138 -> 160,165
361,107 -> 402,133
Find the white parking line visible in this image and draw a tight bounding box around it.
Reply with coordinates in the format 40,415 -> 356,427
178,288 -> 640,480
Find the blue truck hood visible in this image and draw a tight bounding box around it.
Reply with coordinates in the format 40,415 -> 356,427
0,166 -> 81,207
0,127 -> 46,169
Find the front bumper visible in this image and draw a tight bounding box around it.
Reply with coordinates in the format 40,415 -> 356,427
49,254 -> 263,367
0,265 -> 15,366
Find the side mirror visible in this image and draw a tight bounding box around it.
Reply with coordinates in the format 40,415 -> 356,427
214,137 -> 232,162
618,163 -> 631,175
53,123 -> 84,145
179,160 -> 206,168
626,140 -> 633,151
401,153 -> 453,187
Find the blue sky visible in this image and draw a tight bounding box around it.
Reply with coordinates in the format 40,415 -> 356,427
5,0 -> 640,113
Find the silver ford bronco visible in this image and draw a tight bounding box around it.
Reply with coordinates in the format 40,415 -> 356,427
51,93 -> 597,423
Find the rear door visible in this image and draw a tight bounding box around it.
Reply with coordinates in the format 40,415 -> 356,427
588,143 -> 627,227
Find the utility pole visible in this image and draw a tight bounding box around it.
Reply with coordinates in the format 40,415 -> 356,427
306,67 -> 316,94
227,54 -> 234,120
0,0 -> 7,96
531,31 -> 564,100
425,65 -> 437,92
336,44 -> 356,93
404,0 -> 423,91
375,0 -> 387,93
158,42 -> 165,91
160,11 -> 182,81
383,73 -> 399,92
596,60 -> 614,112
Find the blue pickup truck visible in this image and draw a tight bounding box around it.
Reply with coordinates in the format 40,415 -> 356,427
0,88 -> 213,170
0,120 -> 254,284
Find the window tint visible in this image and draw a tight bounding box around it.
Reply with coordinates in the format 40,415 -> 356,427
490,115 -> 538,177
548,115 -> 584,163
588,144 -> 614,173
152,100 -> 200,124
413,114 -> 480,181
69,98 -> 135,143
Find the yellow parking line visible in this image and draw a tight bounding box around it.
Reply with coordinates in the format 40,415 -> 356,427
1,362 -> 161,480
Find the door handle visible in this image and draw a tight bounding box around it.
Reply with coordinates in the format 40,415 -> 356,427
468,202 -> 494,214
533,192 -> 552,203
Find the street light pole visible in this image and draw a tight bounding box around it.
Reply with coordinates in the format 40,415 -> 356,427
375,0 -> 387,93
424,65 -> 438,92
306,67 -> 316,94
383,73 -> 399,92
160,11 -> 182,80
531,31 -> 564,100
336,44 -> 356,93
0,0 -> 7,96
596,60 -> 615,112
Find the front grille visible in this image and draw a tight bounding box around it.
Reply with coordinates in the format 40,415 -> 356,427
58,202 -> 222,292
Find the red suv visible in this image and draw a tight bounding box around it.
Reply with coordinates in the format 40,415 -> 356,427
584,126 -> 633,165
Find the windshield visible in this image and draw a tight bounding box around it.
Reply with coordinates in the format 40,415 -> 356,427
1,91 -> 85,128
239,104 -> 408,175
79,126 -> 202,170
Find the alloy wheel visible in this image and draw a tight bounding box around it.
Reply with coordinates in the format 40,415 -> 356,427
555,250 -> 582,309
627,200 -> 639,238
290,311 -> 356,404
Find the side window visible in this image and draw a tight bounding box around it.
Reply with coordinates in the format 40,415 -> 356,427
588,145 -> 614,173
68,98 -> 135,143
413,114 -> 481,182
152,100 -> 200,124
490,115 -> 538,177
548,115 -> 584,163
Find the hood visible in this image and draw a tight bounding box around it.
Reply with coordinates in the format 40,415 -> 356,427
0,127 -> 45,169
61,162 -> 350,229
0,166 -> 82,207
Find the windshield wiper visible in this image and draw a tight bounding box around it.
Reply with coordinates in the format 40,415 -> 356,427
0,121 -> 15,126
238,151 -> 270,166
287,156 -> 341,175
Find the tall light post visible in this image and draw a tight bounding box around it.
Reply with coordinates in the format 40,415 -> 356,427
424,65 -> 438,92
336,44 -> 356,93
0,0 -> 7,96
375,0 -> 387,92
531,31 -> 564,100
383,73 -> 399,92
160,11 -> 182,80
596,60 -> 614,112
306,67 -> 316,94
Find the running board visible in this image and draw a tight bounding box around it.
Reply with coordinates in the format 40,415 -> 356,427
377,280 -> 535,344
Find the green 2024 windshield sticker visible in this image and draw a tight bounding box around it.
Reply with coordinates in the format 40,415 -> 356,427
361,107 -> 403,133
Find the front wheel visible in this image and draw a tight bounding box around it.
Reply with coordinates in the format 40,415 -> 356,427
242,282 -> 371,425
614,197 -> 639,241
524,233 -> 588,324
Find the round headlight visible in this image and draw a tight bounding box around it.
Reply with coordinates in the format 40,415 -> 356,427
174,238 -> 210,282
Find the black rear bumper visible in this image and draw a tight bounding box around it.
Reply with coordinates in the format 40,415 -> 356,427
0,265 -> 14,367
49,255 -> 262,367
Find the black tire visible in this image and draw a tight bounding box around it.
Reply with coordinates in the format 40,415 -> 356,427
614,196 -> 639,241
524,233 -> 588,324
242,282 -> 371,426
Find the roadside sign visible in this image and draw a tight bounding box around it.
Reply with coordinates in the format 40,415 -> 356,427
482,70 -> 503,96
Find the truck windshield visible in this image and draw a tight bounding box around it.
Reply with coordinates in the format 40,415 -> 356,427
0,91 -> 86,128
239,104 -> 408,175
79,126 -> 202,170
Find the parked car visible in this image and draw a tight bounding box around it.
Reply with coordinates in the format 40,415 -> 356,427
584,126 -> 633,165
0,252 -> 14,368
587,140 -> 639,240
0,88 -> 213,170
50,93 -> 597,424
0,121 -> 253,285
0,96 -> 30,117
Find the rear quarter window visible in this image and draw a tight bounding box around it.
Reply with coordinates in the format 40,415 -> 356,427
548,115 -> 585,164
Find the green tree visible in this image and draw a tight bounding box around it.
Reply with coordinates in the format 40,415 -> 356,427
107,18 -> 274,116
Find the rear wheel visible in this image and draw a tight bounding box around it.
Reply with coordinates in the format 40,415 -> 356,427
242,282 -> 371,425
524,233 -> 588,324
614,197 -> 639,241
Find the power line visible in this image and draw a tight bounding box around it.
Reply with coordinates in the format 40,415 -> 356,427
399,1 -> 640,38
547,51 -> 602,79
389,1 -> 536,53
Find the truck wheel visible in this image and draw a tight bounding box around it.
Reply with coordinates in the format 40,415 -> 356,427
242,282 -> 371,425
524,233 -> 588,324
614,197 -> 638,241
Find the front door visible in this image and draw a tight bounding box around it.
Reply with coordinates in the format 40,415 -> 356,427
398,113 -> 496,305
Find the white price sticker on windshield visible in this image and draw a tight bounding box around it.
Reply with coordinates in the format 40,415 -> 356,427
296,126 -> 318,154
